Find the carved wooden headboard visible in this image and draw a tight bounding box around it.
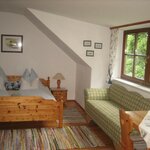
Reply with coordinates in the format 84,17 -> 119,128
7,75 -> 50,89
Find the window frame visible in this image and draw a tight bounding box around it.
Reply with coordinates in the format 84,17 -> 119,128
121,28 -> 150,86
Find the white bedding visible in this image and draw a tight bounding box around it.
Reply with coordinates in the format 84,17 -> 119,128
0,87 -> 55,100
5,87 -> 55,100
19,87 -> 55,100
0,90 -> 10,96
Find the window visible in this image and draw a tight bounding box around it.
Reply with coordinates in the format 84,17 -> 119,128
121,28 -> 150,86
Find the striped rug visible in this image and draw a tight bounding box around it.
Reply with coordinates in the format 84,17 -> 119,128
0,126 -> 105,150
63,107 -> 87,124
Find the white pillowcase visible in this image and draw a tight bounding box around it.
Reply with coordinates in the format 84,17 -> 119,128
20,78 -> 40,90
21,68 -> 44,90
30,68 -> 38,82
22,69 -> 30,83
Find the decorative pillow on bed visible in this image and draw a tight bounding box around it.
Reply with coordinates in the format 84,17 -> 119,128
22,69 -> 30,83
20,78 -> 40,90
30,68 -> 38,82
5,80 -> 21,90
20,68 -> 42,90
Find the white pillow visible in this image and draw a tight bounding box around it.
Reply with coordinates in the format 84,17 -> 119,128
0,77 -> 5,90
20,78 -> 40,90
22,69 -> 30,83
30,78 -> 40,89
21,68 -> 43,90
30,68 -> 38,82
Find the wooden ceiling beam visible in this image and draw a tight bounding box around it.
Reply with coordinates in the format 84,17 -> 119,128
110,20 -> 150,29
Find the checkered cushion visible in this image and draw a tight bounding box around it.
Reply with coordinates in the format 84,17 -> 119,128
85,100 -> 122,144
109,84 -> 150,110
84,88 -> 109,101
109,84 -> 126,108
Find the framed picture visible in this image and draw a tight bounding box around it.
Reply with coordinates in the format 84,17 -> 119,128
94,42 -> 102,49
86,50 -> 94,57
1,34 -> 23,53
83,40 -> 91,47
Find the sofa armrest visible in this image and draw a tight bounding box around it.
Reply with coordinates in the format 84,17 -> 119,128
84,88 -> 109,101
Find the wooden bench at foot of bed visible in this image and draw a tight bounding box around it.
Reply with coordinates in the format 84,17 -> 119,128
0,96 -> 63,129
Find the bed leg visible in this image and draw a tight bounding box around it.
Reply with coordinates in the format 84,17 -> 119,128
58,100 -> 63,128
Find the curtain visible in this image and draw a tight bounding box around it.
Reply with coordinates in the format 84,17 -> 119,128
107,28 -> 119,84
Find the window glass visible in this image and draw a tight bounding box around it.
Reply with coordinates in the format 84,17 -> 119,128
124,55 -> 134,77
125,34 -> 135,54
136,32 -> 148,55
135,56 -> 146,79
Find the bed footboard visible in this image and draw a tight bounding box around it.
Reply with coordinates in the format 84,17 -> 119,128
0,96 -> 63,128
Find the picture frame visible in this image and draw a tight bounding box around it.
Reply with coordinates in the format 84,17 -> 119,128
94,42 -> 102,49
86,50 -> 94,57
1,34 -> 23,53
83,40 -> 91,47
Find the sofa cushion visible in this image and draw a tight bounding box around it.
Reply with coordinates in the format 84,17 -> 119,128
85,88 -> 109,101
85,100 -> 122,143
109,83 -> 150,110
122,92 -> 150,110
109,84 -> 127,107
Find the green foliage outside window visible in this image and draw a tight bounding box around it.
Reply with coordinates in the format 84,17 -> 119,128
136,33 -> 147,55
124,55 -> 133,77
135,56 -> 146,79
125,34 -> 135,54
124,32 -> 148,80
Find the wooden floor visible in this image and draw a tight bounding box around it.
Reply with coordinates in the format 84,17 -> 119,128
64,100 -> 115,150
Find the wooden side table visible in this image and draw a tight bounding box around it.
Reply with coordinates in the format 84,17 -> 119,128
51,88 -> 67,103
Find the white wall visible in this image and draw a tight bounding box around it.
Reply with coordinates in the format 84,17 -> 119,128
0,12 -> 76,99
27,9 -> 111,88
76,64 -> 91,107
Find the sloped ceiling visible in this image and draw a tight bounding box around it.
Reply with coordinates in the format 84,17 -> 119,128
25,9 -> 89,66
0,0 -> 150,27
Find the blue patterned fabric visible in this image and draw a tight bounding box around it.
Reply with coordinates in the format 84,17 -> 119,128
5,80 -> 21,90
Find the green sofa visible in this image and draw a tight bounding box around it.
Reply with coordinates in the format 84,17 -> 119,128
84,83 -> 150,147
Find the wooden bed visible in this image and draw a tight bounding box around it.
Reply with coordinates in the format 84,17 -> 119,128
0,75 -> 63,129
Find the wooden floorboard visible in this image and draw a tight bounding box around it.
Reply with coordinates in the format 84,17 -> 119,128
64,100 -> 115,150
